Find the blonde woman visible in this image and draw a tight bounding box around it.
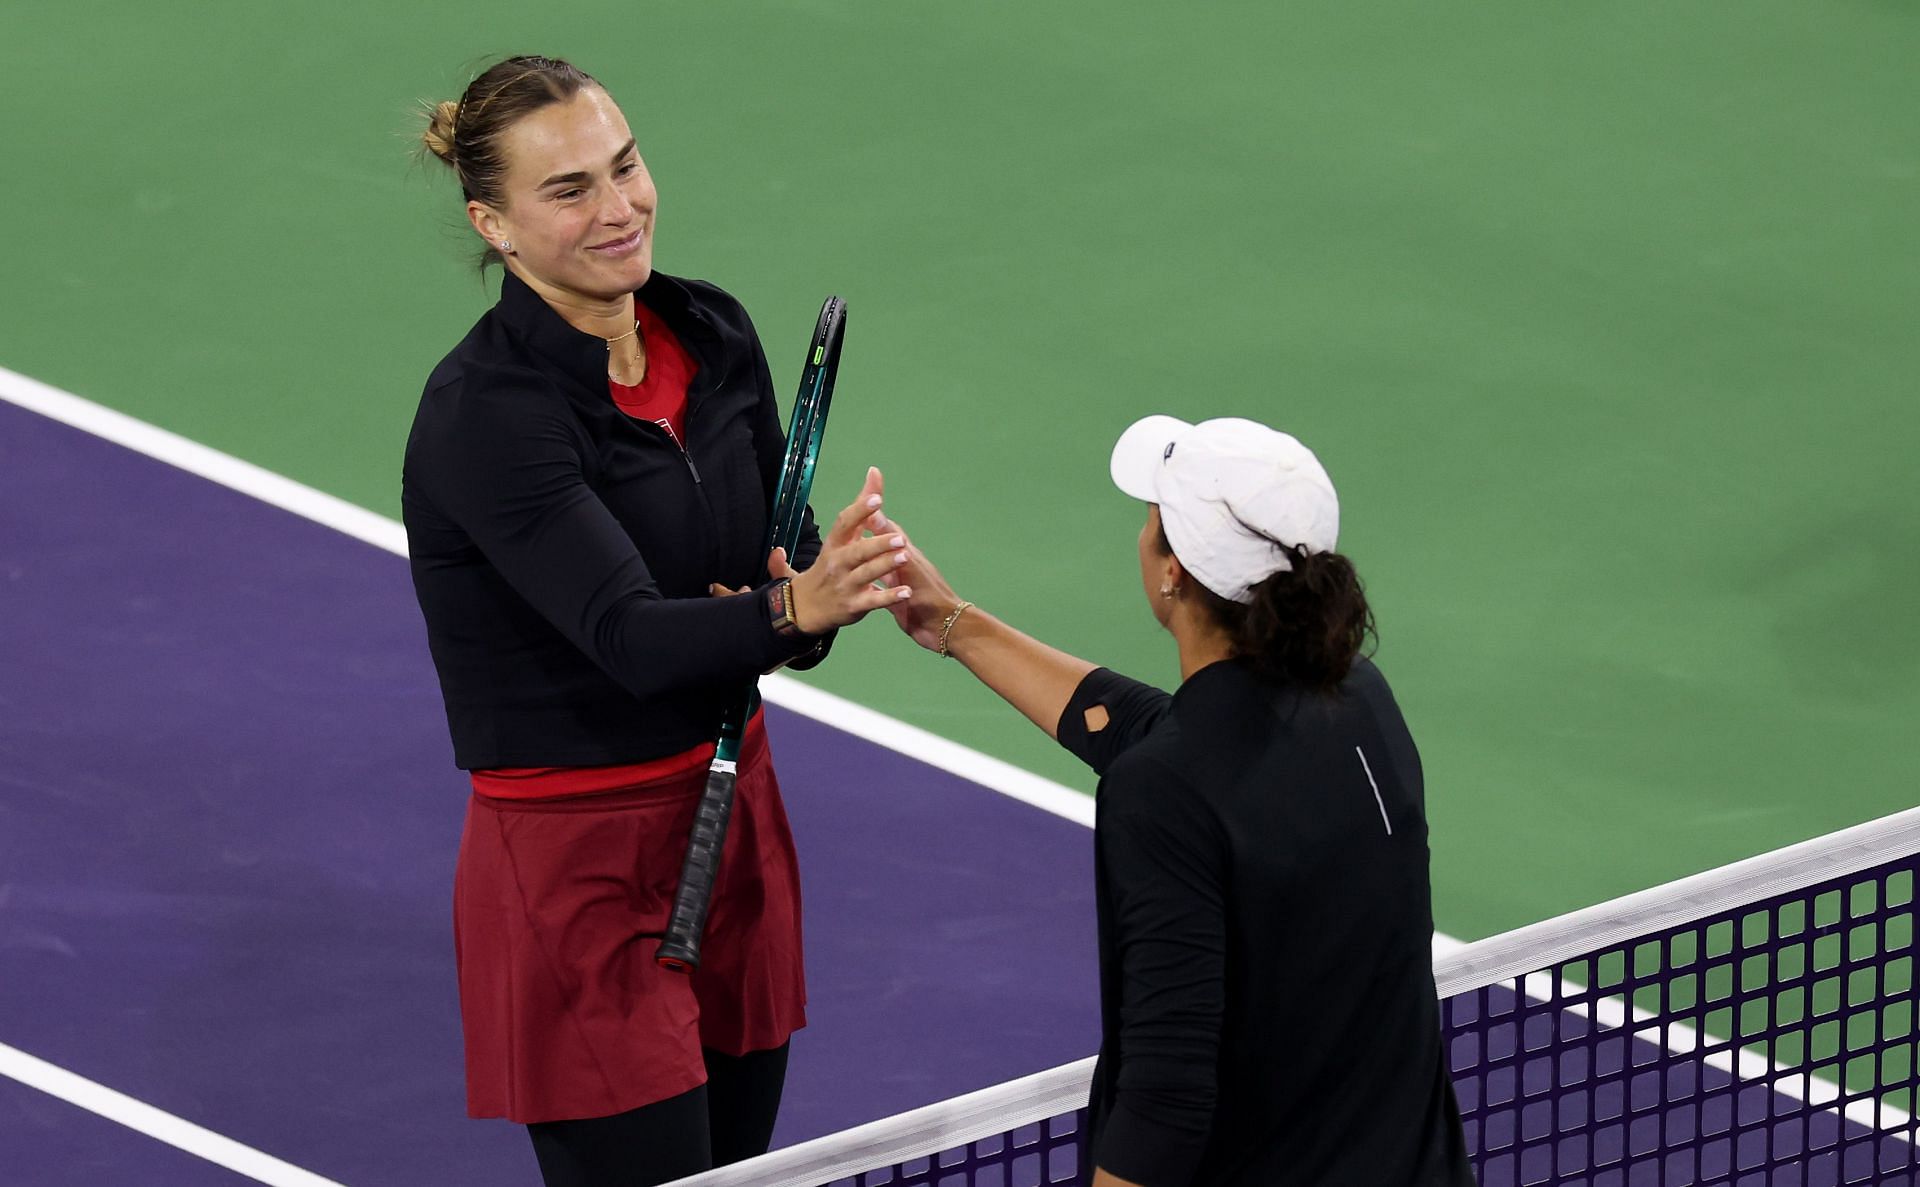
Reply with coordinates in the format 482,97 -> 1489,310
406,55 -> 909,1187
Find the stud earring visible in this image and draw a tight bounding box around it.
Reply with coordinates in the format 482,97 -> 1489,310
1160,585 -> 1174,599
498,240 -> 512,252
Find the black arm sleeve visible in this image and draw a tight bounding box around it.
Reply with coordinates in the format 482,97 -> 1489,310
1093,759 -> 1227,1187
410,376 -> 817,698
1055,668 -> 1174,776
743,309 -> 835,672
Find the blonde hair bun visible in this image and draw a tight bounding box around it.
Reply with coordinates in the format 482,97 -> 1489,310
421,99 -> 460,166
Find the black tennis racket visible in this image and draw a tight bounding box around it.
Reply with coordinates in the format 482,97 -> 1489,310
656,295 -> 847,973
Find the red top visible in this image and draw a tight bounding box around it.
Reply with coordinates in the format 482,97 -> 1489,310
608,299 -> 698,449
472,299 -> 709,801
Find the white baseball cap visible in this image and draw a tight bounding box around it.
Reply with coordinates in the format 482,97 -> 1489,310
1109,415 -> 1340,604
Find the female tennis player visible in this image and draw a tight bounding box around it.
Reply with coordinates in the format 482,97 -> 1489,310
884,417 -> 1476,1186
405,55 -> 910,1187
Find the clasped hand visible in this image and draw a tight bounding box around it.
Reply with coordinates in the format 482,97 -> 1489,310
708,467 -> 912,635
706,467 -> 962,648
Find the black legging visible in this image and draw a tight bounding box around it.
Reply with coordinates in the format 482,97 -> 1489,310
526,1043 -> 789,1187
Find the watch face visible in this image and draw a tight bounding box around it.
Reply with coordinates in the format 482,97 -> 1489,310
767,578 -> 799,634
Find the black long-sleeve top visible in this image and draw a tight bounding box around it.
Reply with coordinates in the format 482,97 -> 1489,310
402,269 -> 828,770
1056,658 -> 1476,1187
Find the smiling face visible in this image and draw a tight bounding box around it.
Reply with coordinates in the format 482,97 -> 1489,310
466,87 -> 658,305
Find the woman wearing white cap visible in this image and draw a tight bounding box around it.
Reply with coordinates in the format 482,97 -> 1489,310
884,416 -> 1475,1187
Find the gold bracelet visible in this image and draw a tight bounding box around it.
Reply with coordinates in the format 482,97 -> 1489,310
937,601 -> 974,659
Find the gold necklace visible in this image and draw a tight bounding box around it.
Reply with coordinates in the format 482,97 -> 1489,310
606,321 -> 643,382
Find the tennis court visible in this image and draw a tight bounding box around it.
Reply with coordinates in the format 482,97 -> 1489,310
11,367 -> 1912,1184
4,3 -> 1917,1184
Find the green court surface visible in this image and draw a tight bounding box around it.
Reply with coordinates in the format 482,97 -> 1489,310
4,2 -> 1916,941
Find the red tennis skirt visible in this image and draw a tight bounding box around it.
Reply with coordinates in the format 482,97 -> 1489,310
452,713 -> 806,1124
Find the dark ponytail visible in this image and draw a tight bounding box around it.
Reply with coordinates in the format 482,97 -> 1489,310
1160,526 -> 1376,690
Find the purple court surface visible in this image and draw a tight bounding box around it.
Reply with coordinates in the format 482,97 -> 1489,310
1455,985 -> 1916,1186
6,394 -> 1913,1186
0,397 -> 1100,1185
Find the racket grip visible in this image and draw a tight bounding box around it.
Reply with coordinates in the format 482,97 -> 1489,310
656,758 -> 740,973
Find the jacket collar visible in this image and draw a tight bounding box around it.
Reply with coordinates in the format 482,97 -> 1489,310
1173,655 -> 1261,714
1173,654 -> 1364,719
496,267 -> 722,397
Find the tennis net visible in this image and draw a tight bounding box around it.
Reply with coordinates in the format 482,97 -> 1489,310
667,808 -> 1919,1187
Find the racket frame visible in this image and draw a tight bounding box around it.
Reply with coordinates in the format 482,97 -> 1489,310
656,295 -> 846,973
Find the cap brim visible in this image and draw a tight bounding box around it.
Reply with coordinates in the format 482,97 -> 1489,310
1109,415 -> 1193,502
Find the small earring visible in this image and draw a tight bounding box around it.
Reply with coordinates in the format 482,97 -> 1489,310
498,240 -> 512,252
1160,585 -> 1174,599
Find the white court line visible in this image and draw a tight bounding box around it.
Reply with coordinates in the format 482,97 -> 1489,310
0,366 -> 408,558
755,675 -> 1094,827
0,1042 -> 348,1187
1505,969 -> 1915,1136
25,366 -> 1893,1178
0,364 -> 1087,823
0,364 -> 1474,1179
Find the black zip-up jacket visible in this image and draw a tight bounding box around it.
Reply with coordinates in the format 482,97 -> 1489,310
1057,658 -> 1476,1187
402,269 -> 828,770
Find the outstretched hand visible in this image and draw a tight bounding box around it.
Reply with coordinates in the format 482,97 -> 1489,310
856,481 -> 1099,740
782,467 -> 914,635
862,480 -> 1097,739
877,521 -> 965,654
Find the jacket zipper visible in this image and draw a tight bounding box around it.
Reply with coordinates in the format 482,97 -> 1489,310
622,302 -> 725,577
621,415 -> 723,581
678,398 -> 721,580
